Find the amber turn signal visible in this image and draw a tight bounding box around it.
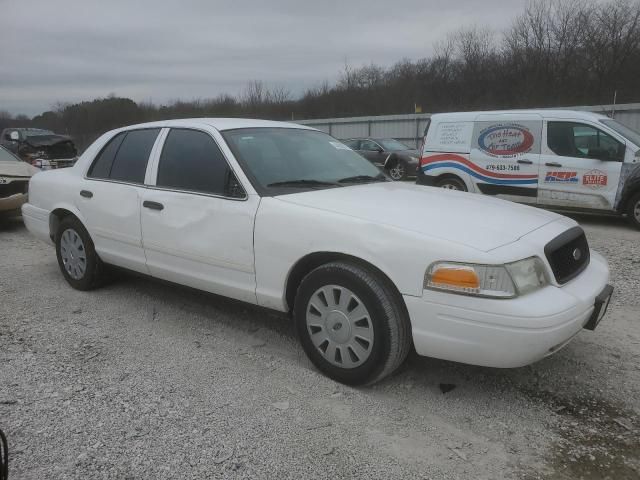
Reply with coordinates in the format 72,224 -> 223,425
430,266 -> 480,289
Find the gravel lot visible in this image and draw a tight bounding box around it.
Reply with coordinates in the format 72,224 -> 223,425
1,213 -> 638,479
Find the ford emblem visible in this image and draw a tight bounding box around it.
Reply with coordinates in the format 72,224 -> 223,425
572,248 -> 582,261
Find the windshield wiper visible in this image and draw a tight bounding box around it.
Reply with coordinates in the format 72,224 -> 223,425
267,179 -> 342,188
337,174 -> 387,184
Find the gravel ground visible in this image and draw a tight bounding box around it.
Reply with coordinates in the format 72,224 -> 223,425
1,213 -> 638,479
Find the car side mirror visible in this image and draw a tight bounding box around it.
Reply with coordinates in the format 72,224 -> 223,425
9,131 -> 20,141
376,147 -> 384,153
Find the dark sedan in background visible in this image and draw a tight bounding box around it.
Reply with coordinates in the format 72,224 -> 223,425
342,138 -> 419,180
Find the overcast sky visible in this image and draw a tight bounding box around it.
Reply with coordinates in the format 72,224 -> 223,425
1,0 -> 530,117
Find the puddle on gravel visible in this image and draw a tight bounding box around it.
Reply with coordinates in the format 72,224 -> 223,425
523,390 -> 639,480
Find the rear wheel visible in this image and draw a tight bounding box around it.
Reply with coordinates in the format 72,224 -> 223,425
437,176 -> 467,191
55,216 -> 105,290
386,160 -> 407,181
626,192 -> 640,230
294,261 -> 411,385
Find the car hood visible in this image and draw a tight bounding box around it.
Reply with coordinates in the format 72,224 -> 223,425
24,134 -> 73,148
276,182 -> 563,252
0,160 -> 37,177
397,149 -> 419,160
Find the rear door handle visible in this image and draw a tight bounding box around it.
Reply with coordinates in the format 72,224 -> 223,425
545,162 -> 562,167
143,200 -> 164,211
80,190 -> 93,198
517,159 -> 533,165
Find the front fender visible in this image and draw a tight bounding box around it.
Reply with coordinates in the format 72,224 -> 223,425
253,197 -> 490,312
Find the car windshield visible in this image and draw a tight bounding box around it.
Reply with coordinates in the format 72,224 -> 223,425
0,146 -> 20,162
378,139 -> 410,151
600,119 -> 640,147
222,128 -> 386,193
24,129 -> 54,137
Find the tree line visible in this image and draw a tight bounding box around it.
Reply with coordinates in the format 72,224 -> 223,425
2,0 -> 639,151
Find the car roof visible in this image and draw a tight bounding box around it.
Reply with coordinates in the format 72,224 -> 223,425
113,118 -> 317,132
344,137 -> 395,141
429,109 -> 609,122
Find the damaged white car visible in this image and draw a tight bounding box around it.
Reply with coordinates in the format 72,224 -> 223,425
22,119 -> 613,385
0,145 -> 37,218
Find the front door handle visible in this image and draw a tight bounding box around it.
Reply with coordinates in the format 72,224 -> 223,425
545,162 -> 562,167
143,200 -> 164,211
517,159 -> 533,165
80,190 -> 93,198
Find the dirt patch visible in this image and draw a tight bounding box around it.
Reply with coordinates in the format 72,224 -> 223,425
525,389 -> 639,479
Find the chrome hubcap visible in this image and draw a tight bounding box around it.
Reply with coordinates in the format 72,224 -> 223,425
306,285 -> 374,368
60,228 -> 87,280
441,183 -> 459,190
389,164 -> 405,180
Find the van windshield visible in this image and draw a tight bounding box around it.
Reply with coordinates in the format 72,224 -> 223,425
600,119 -> 640,147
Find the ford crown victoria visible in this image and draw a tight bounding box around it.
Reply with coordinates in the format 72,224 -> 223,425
22,119 -> 613,385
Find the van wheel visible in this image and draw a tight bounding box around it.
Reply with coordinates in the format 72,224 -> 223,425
437,176 -> 467,191
627,192 -> 640,230
55,216 -> 105,290
294,261 -> 411,385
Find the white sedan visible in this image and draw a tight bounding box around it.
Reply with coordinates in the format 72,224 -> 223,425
22,119 -> 613,385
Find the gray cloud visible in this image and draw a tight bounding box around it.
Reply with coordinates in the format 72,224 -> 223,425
1,0 -> 529,116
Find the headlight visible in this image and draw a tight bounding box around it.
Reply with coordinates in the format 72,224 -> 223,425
409,156 -> 418,162
425,257 -> 548,298
504,256 -> 548,295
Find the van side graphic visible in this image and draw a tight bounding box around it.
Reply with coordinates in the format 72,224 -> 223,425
420,153 -> 538,185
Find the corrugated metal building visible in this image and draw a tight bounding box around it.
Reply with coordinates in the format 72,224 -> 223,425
296,103 -> 640,148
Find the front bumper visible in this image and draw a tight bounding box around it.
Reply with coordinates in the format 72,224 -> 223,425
404,251 -> 610,368
31,157 -> 77,170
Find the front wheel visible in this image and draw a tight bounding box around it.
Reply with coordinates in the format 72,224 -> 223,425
437,176 -> 467,191
294,261 -> 411,385
55,216 -> 105,290
626,192 -> 640,230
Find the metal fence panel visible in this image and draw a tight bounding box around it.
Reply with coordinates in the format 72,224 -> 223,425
296,103 -> 640,148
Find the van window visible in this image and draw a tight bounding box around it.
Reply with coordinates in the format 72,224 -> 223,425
547,122 -> 624,162
600,119 -> 640,147
429,122 -> 474,153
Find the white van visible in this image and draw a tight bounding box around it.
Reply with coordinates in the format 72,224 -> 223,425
417,110 -> 640,229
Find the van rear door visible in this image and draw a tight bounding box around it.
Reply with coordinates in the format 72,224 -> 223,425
469,114 -> 542,204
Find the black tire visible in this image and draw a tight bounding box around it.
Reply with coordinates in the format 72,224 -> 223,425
436,176 -> 467,191
55,216 -> 105,290
386,158 -> 407,181
626,192 -> 640,230
294,261 -> 411,385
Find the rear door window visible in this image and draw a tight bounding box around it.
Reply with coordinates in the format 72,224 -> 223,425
88,129 -> 159,182
109,129 -> 160,183
156,128 -> 245,198
88,132 -> 126,179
